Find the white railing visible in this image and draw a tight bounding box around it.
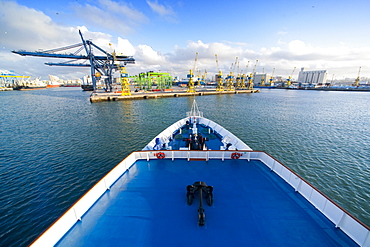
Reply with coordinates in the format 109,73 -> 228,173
143,117 -> 252,151
31,150 -> 370,247
257,151 -> 370,247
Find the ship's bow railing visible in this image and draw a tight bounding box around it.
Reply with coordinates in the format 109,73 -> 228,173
31,150 -> 370,247
186,99 -> 203,118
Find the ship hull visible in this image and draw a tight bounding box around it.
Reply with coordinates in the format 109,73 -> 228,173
13,86 -> 46,90
46,85 -> 60,88
81,85 -> 94,91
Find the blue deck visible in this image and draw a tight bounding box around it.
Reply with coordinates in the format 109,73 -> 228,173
56,159 -> 357,247
167,124 -> 223,150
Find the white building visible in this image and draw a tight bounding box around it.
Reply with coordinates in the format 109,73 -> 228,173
253,73 -> 273,86
297,68 -> 327,85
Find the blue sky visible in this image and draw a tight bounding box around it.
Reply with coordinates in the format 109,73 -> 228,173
1,0 -> 370,80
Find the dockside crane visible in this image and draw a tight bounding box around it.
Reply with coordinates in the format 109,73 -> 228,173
187,52 -> 198,93
235,61 -> 242,89
12,30 -> 135,92
110,43 -> 131,95
260,68 -> 265,87
247,60 -> 258,90
286,67 -> 296,87
215,54 -> 224,91
241,61 -> 250,89
269,68 -> 275,86
353,67 -> 361,87
201,69 -> 207,86
196,69 -> 202,86
226,57 -> 238,91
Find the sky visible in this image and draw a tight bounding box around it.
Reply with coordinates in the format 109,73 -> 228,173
1,0 -> 370,81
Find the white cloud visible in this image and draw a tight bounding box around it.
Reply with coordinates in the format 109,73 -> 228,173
1,1 -> 370,80
116,38 -> 136,56
288,40 -> 310,55
98,0 -> 147,22
146,0 -> 176,20
0,1 -> 121,79
277,31 -> 288,36
71,0 -> 148,35
136,45 -> 165,64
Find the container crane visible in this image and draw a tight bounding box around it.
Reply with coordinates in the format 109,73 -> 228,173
286,67 -> 296,87
353,67 -> 361,87
187,52 -> 198,93
215,54 -> 224,91
12,30 -> 135,92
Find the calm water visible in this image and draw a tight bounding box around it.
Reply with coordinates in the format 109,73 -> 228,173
0,87 -> 369,246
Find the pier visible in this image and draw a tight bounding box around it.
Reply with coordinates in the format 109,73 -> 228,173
90,89 -> 260,103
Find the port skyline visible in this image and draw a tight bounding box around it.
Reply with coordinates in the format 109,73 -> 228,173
1,0 -> 370,80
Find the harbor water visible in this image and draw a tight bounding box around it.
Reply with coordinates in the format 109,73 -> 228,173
0,87 -> 369,246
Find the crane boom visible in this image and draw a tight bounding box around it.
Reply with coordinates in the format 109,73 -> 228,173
260,68 -> 265,86
233,57 -> 239,73
215,54 -> 224,91
193,52 -> 199,72
215,54 -> 220,71
252,60 -> 258,74
187,52 -> 198,93
354,66 -> 361,86
286,67 -> 296,87
269,68 -> 275,86
12,30 -> 135,92
244,61 -> 250,75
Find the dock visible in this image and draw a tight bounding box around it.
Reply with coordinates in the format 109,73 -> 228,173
90,89 -> 260,103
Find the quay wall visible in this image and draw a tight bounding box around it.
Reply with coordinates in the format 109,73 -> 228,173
90,89 -> 260,103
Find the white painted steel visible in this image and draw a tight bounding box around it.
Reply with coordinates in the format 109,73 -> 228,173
142,117 -> 252,151
31,150 -> 370,247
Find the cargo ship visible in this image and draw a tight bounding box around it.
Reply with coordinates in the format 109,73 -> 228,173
30,100 -> 369,247
13,78 -> 47,90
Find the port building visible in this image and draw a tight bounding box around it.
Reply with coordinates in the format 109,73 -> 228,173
297,68 -> 327,86
253,73 -> 273,86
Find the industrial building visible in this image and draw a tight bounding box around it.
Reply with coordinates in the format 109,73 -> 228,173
253,73 -> 273,86
297,68 -> 328,86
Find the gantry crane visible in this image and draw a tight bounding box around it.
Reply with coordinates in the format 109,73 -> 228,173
241,61 -> 250,89
196,69 -> 202,86
353,67 -> 361,87
286,67 -> 296,87
187,52 -> 198,93
215,54 -> 224,91
247,60 -> 258,90
201,69 -> 207,86
269,68 -> 275,86
12,30 -> 135,92
226,57 -> 238,91
260,68 -> 265,87
235,61 -> 242,89
110,44 -> 131,95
